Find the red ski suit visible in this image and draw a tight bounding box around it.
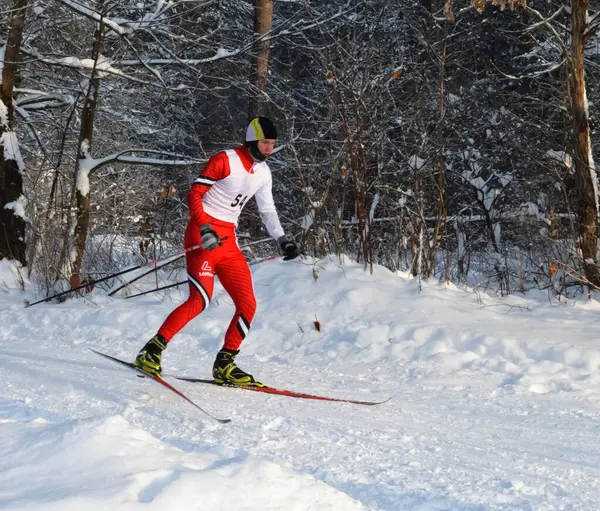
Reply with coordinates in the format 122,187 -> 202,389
157,146 -> 284,350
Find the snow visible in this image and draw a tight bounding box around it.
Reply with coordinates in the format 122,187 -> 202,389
215,48 -> 236,59
300,210 -> 315,232
408,154 -> 425,170
0,98 -> 9,127
546,149 -> 573,169
1,131 -> 25,172
76,139 -> 94,196
3,194 -> 29,222
448,93 -> 460,104
0,416 -> 363,511
369,192 -> 380,224
3,256 -> 600,509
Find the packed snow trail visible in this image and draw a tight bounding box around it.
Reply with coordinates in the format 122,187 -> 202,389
2,257 -> 600,510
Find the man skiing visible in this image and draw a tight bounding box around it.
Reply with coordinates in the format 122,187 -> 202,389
134,117 -> 300,386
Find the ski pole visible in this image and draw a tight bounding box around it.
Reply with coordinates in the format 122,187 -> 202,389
123,254 -> 282,300
110,248 -> 270,299
24,244 -> 204,308
125,280 -> 184,300
107,253 -> 185,297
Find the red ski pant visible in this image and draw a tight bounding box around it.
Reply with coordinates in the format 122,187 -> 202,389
157,219 -> 256,351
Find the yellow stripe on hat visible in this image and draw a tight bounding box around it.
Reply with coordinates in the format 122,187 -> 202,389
250,118 -> 265,141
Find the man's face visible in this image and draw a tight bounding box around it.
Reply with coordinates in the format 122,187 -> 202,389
258,139 -> 276,157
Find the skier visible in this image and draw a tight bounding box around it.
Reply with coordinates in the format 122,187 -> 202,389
134,117 -> 299,385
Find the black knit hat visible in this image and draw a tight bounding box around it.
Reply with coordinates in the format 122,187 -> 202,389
245,117 -> 277,142
245,117 -> 277,162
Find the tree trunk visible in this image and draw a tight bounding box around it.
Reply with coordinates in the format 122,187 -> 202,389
0,0 -> 28,264
249,0 -> 274,120
70,10 -> 105,288
571,0 -> 600,287
432,24 -> 449,282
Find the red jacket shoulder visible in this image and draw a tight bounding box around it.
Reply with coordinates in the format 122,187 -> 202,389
202,151 -> 231,180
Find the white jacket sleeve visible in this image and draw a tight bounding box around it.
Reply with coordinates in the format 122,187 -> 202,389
255,173 -> 285,241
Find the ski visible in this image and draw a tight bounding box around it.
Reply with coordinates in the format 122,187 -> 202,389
89,349 -> 231,424
175,377 -> 390,406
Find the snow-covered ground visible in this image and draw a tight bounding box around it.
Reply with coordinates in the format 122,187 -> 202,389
2,256 -> 600,510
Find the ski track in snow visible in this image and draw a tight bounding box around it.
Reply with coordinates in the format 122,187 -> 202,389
2,257 -> 600,510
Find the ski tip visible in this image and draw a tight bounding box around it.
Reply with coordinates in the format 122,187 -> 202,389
372,397 -> 392,406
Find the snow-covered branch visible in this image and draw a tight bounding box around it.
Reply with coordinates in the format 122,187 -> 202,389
56,0 -> 132,36
524,5 -> 566,33
76,146 -> 202,197
34,55 -> 137,80
525,6 -> 570,58
119,8 -> 351,68
492,59 -> 566,80
117,48 -> 240,67
10,46 -> 171,87
332,206 -> 562,228
14,90 -> 72,111
585,10 -> 600,40
272,8 -> 349,40
82,148 -> 203,174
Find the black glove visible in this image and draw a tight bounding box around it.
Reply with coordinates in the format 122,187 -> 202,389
278,235 -> 300,261
199,224 -> 221,251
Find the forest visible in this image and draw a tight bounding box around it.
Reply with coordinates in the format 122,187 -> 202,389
1,0 -> 599,298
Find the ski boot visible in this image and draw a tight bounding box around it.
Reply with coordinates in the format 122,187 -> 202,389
134,334 -> 167,377
213,348 -> 263,387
